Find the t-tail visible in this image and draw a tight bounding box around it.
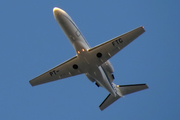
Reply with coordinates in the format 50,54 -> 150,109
99,83 -> 148,111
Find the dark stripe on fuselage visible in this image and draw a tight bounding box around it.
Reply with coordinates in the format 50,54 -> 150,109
101,66 -> 114,90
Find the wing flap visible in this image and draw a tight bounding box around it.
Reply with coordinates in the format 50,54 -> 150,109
88,26 -> 145,66
29,56 -> 83,86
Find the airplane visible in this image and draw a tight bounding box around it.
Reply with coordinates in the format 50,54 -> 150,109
29,7 -> 148,111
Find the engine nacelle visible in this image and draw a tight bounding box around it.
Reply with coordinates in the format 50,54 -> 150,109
101,60 -> 114,73
85,73 -> 96,82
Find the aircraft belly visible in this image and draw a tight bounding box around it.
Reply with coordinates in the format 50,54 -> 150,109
86,66 -> 116,96
55,15 -> 77,41
54,12 -> 79,39
54,10 -> 90,53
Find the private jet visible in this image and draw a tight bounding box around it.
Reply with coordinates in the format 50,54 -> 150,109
29,7 -> 148,111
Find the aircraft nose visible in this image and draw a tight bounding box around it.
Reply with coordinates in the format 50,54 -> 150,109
53,7 -> 66,16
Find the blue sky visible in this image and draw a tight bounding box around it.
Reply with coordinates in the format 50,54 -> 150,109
0,0 -> 179,119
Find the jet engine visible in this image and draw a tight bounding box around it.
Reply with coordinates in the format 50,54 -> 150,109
85,73 -> 96,82
101,60 -> 114,73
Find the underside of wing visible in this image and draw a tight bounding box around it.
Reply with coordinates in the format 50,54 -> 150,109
29,56 -> 84,86
87,26 -> 145,66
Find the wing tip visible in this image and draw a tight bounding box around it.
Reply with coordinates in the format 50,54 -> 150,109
29,80 -> 35,86
141,26 -> 145,32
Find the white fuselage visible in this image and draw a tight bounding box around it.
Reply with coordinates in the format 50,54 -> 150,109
53,8 -> 116,96
29,7 -> 148,110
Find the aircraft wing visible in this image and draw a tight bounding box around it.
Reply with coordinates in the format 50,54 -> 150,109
88,26 -> 145,66
29,56 -> 84,86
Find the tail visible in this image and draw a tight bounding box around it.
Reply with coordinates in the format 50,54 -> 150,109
99,83 -> 148,111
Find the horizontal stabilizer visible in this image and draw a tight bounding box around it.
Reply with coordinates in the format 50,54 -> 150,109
118,84 -> 148,95
99,94 -> 120,111
99,83 -> 148,111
